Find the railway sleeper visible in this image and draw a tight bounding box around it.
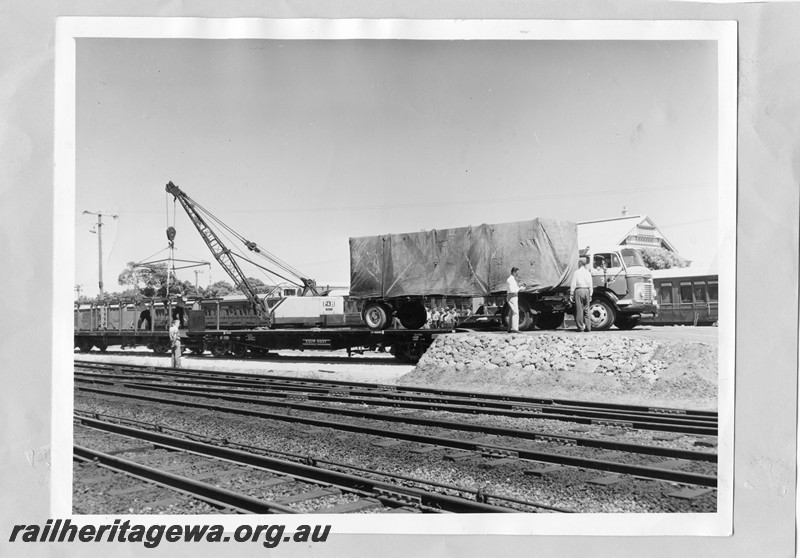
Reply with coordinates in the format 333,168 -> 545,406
372,488 -> 422,507
477,447 -> 519,459
534,435 -> 577,446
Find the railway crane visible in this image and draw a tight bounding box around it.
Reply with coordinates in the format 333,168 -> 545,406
165,181 -> 320,328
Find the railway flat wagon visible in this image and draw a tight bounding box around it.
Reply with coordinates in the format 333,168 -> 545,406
641,269 -> 719,326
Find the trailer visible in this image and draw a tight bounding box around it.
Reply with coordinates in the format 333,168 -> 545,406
349,218 -> 579,331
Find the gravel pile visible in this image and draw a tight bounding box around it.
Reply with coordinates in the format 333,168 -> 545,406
403,332 -> 718,411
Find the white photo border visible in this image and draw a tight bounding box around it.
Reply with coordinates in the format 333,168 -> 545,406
54,17 -> 737,536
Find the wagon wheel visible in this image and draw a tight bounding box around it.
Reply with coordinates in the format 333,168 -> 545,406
210,341 -> 229,358
229,343 -> 248,358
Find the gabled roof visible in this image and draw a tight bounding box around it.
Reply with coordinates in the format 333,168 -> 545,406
577,215 -> 677,252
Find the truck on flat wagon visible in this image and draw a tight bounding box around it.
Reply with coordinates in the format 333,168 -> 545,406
349,218 -> 658,331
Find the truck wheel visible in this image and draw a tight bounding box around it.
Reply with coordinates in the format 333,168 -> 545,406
363,302 -> 390,330
397,302 -> 427,330
615,315 -> 640,330
589,299 -> 616,331
536,312 -> 564,330
501,299 -> 534,331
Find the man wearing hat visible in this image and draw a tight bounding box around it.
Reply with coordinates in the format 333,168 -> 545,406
570,258 -> 594,332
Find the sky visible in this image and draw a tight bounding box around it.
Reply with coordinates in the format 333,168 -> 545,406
75,36 -> 719,298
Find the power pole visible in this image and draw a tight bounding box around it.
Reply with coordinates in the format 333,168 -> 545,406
83,210 -> 118,295
193,269 -> 204,293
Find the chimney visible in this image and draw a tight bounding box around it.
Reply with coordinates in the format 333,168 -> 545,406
621,205 -> 629,217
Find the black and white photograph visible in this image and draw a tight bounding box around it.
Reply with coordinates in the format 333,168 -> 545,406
2,4 -> 798,558
55,17 -> 735,535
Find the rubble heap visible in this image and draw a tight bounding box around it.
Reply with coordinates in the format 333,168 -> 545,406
401,332 -> 718,410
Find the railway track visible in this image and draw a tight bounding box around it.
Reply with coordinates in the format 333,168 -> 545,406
74,360 -> 718,494
74,360 -> 718,436
75,413 -> 565,514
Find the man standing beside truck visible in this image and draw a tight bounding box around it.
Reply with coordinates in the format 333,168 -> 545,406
506,267 -> 525,333
570,258 -> 594,332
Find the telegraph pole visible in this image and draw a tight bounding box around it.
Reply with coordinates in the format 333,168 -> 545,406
83,210 -> 118,295
193,269 -> 204,293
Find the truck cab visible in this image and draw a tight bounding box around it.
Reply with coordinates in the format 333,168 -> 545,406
581,246 -> 658,330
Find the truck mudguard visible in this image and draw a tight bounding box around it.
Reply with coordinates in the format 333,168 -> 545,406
349,218 -> 579,298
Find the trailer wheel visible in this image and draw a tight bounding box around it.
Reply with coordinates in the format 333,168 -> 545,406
363,302 -> 391,330
501,298 -> 534,331
210,341 -> 229,357
589,299 -> 616,331
397,302 -> 427,330
536,312 -> 564,330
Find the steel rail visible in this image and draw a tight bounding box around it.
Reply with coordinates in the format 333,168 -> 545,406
74,359 -> 718,419
75,417 -> 529,513
76,379 -> 718,461
76,386 -> 718,487
73,364 -> 718,430
75,372 -> 717,436
75,410 -> 571,513
73,445 -> 299,514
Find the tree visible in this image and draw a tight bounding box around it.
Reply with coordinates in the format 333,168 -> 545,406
118,261 -> 169,294
206,280 -> 235,298
243,277 -> 274,294
640,247 -> 690,270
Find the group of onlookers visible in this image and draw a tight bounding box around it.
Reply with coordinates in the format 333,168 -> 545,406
425,306 -> 470,329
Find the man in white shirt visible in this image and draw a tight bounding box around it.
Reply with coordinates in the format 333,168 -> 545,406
506,267 -> 525,333
169,319 -> 182,368
570,258 -> 594,332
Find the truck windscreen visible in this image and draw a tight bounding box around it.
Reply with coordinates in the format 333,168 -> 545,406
620,248 -> 646,268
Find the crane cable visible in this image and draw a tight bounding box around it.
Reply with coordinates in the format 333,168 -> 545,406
185,195 -> 310,282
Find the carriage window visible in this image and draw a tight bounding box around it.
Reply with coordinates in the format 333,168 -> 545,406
680,283 -> 693,303
693,282 -> 707,303
708,282 -> 719,302
659,283 -> 673,304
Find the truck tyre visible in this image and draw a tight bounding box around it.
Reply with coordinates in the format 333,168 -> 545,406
397,301 -> 427,330
615,315 -> 640,330
589,299 -> 616,331
501,298 -> 534,331
363,302 -> 391,330
536,312 -> 564,330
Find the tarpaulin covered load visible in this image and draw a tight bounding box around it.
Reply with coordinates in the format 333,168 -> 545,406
349,218 -> 579,299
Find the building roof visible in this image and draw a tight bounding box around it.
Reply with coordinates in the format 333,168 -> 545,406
577,215 -> 677,252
